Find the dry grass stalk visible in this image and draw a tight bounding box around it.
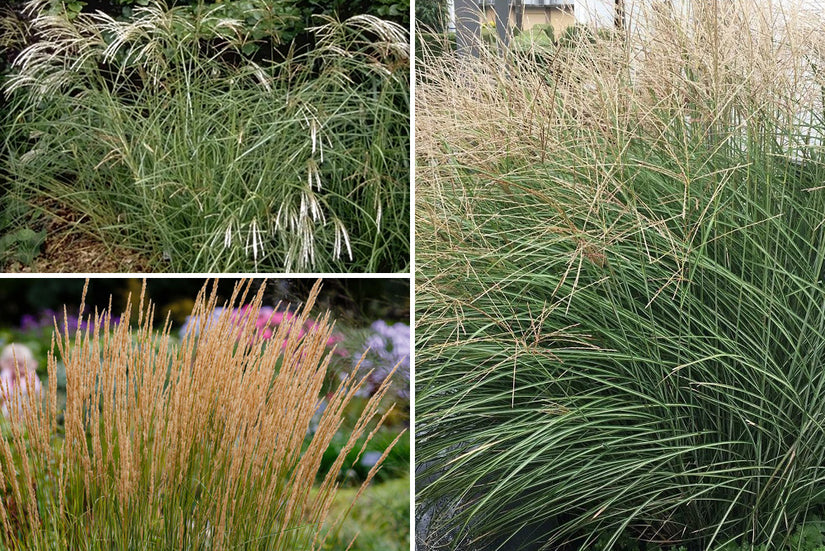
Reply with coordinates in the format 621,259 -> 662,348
418,0 -> 825,169
0,279 -> 401,550
417,0 -> 825,299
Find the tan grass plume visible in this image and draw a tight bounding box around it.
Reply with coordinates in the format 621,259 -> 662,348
0,279 -> 402,550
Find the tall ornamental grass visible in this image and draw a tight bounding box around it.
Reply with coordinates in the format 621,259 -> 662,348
3,0 -> 409,272
416,1 -> 825,549
0,279 -> 403,549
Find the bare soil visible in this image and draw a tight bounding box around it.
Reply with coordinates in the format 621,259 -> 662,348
3,203 -> 154,273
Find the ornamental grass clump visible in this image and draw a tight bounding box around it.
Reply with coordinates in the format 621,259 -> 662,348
417,1 -> 825,550
0,279 -> 402,550
3,0 -> 409,272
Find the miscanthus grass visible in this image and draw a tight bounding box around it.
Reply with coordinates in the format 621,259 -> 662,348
3,0 -> 409,272
416,1 -> 825,550
0,279 -> 403,550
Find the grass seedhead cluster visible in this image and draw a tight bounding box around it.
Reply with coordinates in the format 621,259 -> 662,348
3,0 -> 409,272
417,1 -> 825,549
0,279 -> 401,549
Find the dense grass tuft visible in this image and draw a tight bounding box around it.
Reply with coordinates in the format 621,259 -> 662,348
3,0 -> 409,272
416,1 -> 825,550
0,279 -> 403,549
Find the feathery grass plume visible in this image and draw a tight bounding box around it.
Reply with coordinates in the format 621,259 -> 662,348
3,0 -> 409,273
0,6 -> 30,58
416,1 -> 825,549
0,279 -> 403,549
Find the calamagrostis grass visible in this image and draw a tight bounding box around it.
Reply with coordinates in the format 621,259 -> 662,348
0,279 -> 403,550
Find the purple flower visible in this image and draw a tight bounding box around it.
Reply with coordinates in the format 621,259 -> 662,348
18,310 -> 120,334
19,315 -> 38,332
179,307 -> 226,339
351,320 -> 410,399
64,315 -> 80,334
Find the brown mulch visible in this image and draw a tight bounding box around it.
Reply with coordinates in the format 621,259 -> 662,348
3,202 -> 155,273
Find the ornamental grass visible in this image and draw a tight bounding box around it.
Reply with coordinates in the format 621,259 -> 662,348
416,1 -> 825,549
0,279 -> 402,549
2,0 -> 409,272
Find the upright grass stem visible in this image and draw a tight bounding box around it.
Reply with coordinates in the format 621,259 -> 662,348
0,279 -> 402,550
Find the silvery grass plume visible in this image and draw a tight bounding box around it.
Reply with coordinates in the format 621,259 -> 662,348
0,279 -> 404,550
0,6 -> 30,56
312,13 -> 410,63
4,0 -> 409,272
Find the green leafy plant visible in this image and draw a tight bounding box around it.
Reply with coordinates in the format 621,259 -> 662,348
416,1 -> 825,550
511,23 -> 556,50
414,0 -> 446,33
0,227 -> 46,266
37,0 -> 409,50
324,474 -> 411,551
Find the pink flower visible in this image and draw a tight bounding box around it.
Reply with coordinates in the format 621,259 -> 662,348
192,304 -> 347,354
0,344 -> 43,418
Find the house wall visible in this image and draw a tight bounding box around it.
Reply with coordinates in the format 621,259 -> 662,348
574,0 -> 614,27
467,1 -> 650,33
544,7 -> 576,30
484,5 -> 576,33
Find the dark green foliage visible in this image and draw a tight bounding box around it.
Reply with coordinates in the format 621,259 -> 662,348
321,429 -> 410,485
586,517 -> 825,551
41,0 -> 409,53
415,0 -> 447,33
